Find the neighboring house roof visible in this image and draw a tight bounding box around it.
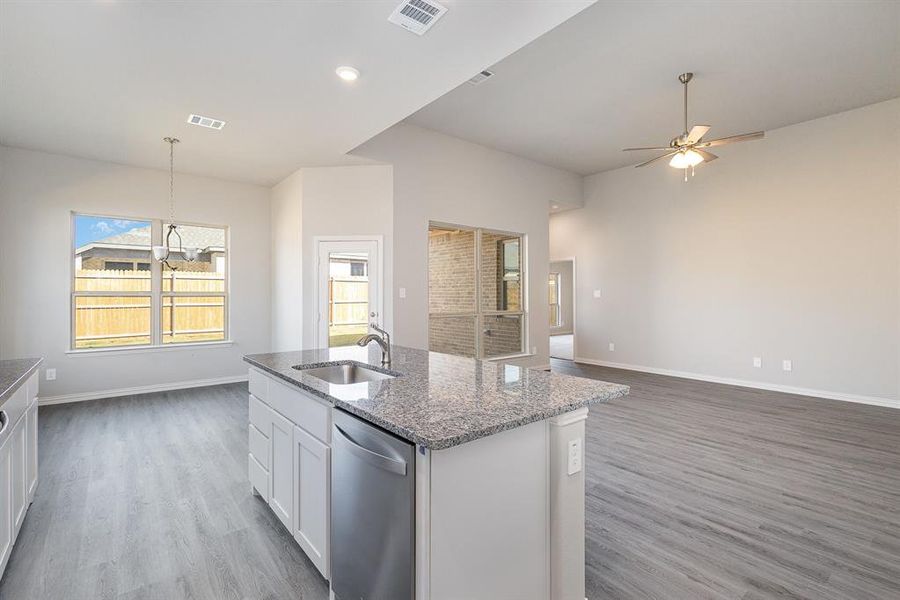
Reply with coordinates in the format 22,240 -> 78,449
76,225 -> 225,255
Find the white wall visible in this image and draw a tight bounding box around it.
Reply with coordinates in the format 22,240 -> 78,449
549,260 -> 574,335
300,165 -> 393,349
0,146 -> 272,399
270,169 -> 303,351
354,123 -> 583,367
551,99 -> 900,403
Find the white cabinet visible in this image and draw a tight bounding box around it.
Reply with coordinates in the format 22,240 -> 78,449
10,414 -> 26,533
0,436 -> 11,575
293,425 -> 330,578
25,403 -> 37,502
268,408 -> 294,531
247,367 -> 332,581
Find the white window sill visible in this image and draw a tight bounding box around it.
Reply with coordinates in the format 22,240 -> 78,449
66,340 -> 234,357
487,352 -> 536,362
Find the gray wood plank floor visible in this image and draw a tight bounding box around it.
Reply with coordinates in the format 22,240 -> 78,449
2,365 -> 899,599
551,358 -> 900,600
0,384 -> 329,600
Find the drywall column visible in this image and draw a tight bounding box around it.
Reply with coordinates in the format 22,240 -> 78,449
548,407 -> 588,600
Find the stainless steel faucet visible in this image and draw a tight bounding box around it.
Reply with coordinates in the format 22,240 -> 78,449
357,323 -> 392,367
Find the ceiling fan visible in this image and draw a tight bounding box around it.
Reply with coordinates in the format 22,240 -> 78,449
623,73 -> 764,181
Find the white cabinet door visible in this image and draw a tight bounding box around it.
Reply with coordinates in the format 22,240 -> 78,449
293,425 -> 330,578
25,403 -> 37,502
0,437 -> 12,576
268,407 -> 294,532
11,418 -> 26,532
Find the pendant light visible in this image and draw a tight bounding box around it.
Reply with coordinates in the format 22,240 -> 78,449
152,137 -> 199,269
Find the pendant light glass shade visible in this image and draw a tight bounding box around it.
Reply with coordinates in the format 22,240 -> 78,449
152,246 -> 169,261
183,247 -> 200,262
669,149 -> 704,169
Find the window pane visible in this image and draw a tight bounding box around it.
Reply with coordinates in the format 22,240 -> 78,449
329,252 -> 370,347
74,296 -> 151,349
429,226 -> 475,313
74,215 -> 151,292
161,296 -> 225,344
481,233 -> 521,312
161,224 -> 226,292
550,305 -> 560,327
429,315 -> 476,358
482,314 -> 523,358
548,274 -> 559,304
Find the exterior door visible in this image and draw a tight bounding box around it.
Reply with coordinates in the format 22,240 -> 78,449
317,239 -> 381,348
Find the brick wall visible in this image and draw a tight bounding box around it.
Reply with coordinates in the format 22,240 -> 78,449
429,228 -> 523,357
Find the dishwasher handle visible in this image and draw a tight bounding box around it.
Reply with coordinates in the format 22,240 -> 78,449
334,424 -> 407,476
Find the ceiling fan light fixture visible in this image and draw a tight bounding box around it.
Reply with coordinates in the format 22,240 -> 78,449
669,149 -> 704,169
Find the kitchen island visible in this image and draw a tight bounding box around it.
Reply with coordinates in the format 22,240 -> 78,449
244,345 -> 628,600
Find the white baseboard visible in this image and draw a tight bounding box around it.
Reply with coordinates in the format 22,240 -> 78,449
572,356 -> 900,410
39,374 -> 249,406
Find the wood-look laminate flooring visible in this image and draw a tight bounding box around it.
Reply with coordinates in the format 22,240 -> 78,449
551,358 -> 900,600
2,365 -> 899,599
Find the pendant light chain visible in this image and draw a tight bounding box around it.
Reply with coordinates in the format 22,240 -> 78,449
164,137 -> 179,223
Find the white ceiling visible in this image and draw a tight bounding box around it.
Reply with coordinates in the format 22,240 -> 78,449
0,0 -> 594,185
407,1 -> 900,176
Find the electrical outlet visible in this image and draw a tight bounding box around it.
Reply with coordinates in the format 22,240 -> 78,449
567,437 -> 582,475
593,289 -> 602,299
753,357 -> 762,368
782,359 -> 792,372
46,368 -> 57,381
608,342 -> 615,352
399,287 -> 407,299
531,346 -> 537,355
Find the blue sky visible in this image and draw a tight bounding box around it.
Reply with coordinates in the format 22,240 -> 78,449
74,215 -> 148,248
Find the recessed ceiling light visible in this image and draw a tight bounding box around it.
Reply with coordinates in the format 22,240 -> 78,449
336,66 -> 360,82
551,204 -> 559,209
187,114 -> 225,130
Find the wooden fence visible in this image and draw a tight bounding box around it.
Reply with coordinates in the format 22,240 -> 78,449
74,269 -> 225,348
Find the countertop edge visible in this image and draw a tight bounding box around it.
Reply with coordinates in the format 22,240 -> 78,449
0,358 -> 44,406
243,355 -> 628,450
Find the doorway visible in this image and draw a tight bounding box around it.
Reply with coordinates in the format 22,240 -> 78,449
316,238 -> 382,348
549,258 -> 575,360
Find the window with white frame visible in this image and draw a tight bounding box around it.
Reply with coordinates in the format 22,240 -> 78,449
549,272 -> 561,327
428,222 -> 526,359
71,214 -> 228,350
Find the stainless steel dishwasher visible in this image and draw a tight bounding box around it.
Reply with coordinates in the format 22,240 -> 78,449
331,408 -> 415,600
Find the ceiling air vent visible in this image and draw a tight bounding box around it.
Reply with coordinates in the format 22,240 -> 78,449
466,70 -> 494,86
187,114 -> 226,130
388,0 -> 447,35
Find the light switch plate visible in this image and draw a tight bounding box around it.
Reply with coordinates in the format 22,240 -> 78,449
753,357 -> 762,368
593,289 -> 602,299
46,368 -> 57,381
399,287 -> 407,299
782,359 -> 793,372
567,437 -> 582,475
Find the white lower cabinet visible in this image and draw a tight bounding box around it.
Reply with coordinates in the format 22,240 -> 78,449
0,437 -> 12,573
0,369 -> 39,581
247,368 -> 332,581
293,425 -> 330,577
268,408 -> 295,531
25,403 -> 37,502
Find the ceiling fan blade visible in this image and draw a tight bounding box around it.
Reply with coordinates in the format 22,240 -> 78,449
694,149 -> 718,162
700,131 -> 765,147
686,125 -> 710,144
634,151 -> 678,168
622,146 -> 672,151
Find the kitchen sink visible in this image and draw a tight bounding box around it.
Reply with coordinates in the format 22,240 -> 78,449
294,362 -> 397,385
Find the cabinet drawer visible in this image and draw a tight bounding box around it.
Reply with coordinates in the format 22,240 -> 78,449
249,424 -> 269,469
248,453 -> 269,499
269,378 -> 331,444
249,394 -> 269,433
248,368 -> 268,402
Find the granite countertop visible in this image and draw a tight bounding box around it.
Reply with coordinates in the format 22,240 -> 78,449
243,345 -> 629,450
0,358 -> 43,406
